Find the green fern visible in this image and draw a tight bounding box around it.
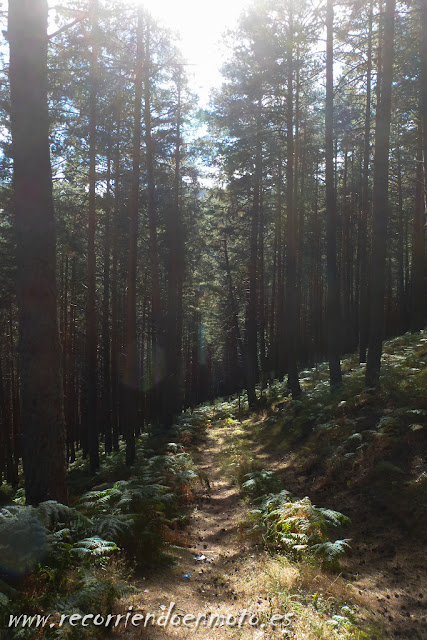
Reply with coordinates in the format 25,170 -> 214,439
315,507 -> 350,528
250,489 -> 351,565
0,421 -> 207,637
71,536 -> 120,561
312,539 -> 352,564
37,501 -> 79,528
241,470 -> 282,497
91,514 -> 134,541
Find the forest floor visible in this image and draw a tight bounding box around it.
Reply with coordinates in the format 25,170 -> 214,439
105,331 -> 427,640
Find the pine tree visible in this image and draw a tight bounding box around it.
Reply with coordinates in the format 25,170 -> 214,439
8,0 -> 68,505
366,0 -> 396,386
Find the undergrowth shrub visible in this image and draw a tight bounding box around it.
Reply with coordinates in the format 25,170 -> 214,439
241,470 -> 283,497
249,489 -> 351,568
0,422 -> 208,639
0,500 -> 131,640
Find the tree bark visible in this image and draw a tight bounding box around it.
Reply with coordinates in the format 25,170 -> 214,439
325,0 -> 342,387
85,0 -> 99,470
125,6 -> 144,464
102,135 -> 112,455
246,96 -> 262,408
359,0 -> 373,362
286,0 -> 302,398
164,69 -> 185,426
8,0 -> 68,504
111,110 -> 121,452
144,16 -> 163,422
416,0 -> 427,329
411,117 -> 425,331
396,139 -> 405,331
366,0 -> 395,386
275,146 -> 286,377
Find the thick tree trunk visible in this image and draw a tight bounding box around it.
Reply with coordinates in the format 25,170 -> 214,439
8,0 -> 68,504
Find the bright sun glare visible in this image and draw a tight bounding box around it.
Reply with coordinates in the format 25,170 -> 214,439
137,0 -> 252,104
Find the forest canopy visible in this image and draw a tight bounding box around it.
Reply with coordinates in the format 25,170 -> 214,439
0,0 -> 425,504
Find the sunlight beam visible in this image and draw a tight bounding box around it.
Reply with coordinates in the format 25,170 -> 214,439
134,0 -> 253,104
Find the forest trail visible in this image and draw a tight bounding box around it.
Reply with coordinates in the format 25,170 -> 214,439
106,421 -> 293,640
106,411 -> 427,640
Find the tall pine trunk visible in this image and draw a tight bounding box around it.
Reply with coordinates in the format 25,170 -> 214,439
359,0 -> 373,362
125,7 -> 144,464
246,96 -> 262,408
286,0 -> 302,398
164,69 -> 185,426
275,147 -> 286,377
366,0 -> 396,386
111,110 -> 121,452
85,0 -> 99,470
325,0 -> 342,387
415,0 -> 427,330
144,17 -> 163,422
9,0 -> 67,504
102,136 -> 112,454
421,0 -> 427,216
396,139 -> 406,331
411,117 -> 425,331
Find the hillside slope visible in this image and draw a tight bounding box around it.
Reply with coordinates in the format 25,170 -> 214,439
107,330 -> 427,640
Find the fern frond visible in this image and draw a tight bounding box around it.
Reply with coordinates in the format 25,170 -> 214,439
71,536 -> 120,561
312,538 -> 352,561
37,501 -> 78,528
241,470 -> 282,497
91,514 -> 134,541
315,507 -> 350,527
251,488 -> 350,565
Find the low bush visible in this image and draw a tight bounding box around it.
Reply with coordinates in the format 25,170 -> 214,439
249,488 -> 351,568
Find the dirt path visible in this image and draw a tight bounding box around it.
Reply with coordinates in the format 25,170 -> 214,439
105,418 -> 426,640
106,424 -> 288,640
